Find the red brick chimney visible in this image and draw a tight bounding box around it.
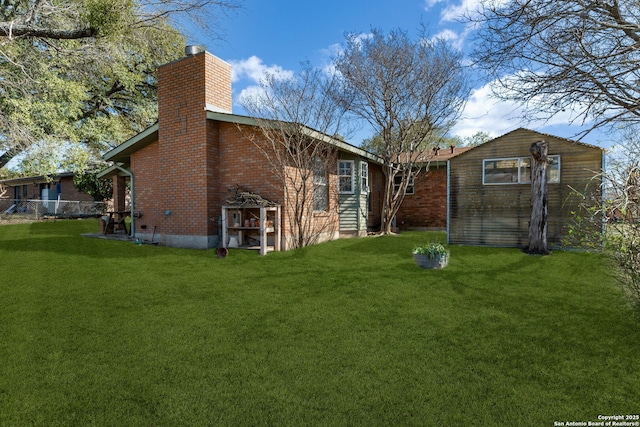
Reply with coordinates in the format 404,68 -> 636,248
158,47 -> 232,125
153,48 -> 232,247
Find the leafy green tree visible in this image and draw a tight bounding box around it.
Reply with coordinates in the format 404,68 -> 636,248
14,141 -> 94,176
0,0 -> 239,171
461,131 -> 492,147
73,170 -> 113,202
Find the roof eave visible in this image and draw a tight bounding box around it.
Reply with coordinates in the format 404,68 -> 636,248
102,123 -> 159,163
207,111 -> 383,164
97,164 -> 131,179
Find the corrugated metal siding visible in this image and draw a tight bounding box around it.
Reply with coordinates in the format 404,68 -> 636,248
448,129 -> 603,247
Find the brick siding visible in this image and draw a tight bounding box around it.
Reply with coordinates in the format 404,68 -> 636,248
2,176 -> 93,202
396,166 -> 447,229
125,50 -> 365,249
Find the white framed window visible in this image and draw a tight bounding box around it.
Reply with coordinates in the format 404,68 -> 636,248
313,157 -> 328,212
360,161 -> 369,195
338,160 -> 354,194
393,175 -> 415,195
483,155 -> 560,185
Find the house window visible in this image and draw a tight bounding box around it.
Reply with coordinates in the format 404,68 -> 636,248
394,175 -> 415,195
547,156 -> 561,183
338,160 -> 354,194
360,161 -> 369,195
483,156 -> 560,185
313,157 -> 328,212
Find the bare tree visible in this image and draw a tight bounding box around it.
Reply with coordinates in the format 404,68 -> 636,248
0,0 -> 240,41
240,63 -> 352,249
566,126 -> 640,305
334,28 -> 469,234
468,0 -> 640,138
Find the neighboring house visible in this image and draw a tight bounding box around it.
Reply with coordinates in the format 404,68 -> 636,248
0,172 -> 98,218
447,128 -> 604,248
100,49 -> 382,250
395,146 -> 472,230
99,49 -> 604,251
0,172 -> 92,203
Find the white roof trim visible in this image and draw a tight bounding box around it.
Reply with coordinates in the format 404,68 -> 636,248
205,103 -> 232,114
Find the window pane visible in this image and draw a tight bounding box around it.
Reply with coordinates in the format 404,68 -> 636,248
393,176 -> 402,193
339,177 -> 352,193
313,158 -> 328,211
520,158 -> 531,184
548,156 -> 560,183
484,159 -> 519,183
393,175 -> 414,194
361,162 -> 369,194
338,161 -> 353,193
314,184 -> 328,211
313,158 -> 327,185
338,162 -> 352,175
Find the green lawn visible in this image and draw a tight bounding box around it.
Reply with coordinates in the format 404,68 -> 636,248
0,220 -> 638,426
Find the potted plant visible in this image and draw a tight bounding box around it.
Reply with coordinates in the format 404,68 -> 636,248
413,242 -> 449,269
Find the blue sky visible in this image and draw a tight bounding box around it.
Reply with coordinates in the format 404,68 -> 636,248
187,0 -> 614,149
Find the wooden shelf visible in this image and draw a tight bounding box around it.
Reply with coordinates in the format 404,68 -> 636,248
221,205 -> 281,255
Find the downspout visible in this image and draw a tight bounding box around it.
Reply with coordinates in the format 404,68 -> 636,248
113,164 -> 135,239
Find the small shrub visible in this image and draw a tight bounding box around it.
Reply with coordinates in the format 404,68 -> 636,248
413,242 -> 449,259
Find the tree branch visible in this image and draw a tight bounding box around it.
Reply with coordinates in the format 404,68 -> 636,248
0,22 -> 97,39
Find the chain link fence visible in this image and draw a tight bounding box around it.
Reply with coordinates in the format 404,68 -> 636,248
0,199 -> 105,222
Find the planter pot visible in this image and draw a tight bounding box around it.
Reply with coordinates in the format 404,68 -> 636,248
414,253 -> 449,269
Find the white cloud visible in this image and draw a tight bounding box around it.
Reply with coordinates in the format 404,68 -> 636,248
440,0 -> 512,22
424,0 -> 446,10
432,28 -> 459,42
440,0 -> 483,22
451,84 -> 521,138
321,43 -> 344,59
432,28 -> 465,50
228,56 -> 294,84
353,32 -> 374,45
234,84 -> 268,109
452,80 -> 601,142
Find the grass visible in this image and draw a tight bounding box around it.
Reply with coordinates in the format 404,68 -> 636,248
0,219 -> 639,426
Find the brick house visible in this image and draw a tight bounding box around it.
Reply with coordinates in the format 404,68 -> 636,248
100,50 -> 382,250
0,172 -> 96,216
0,172 -> 93,203
101,48 -> 600,249
394,146 -> 471,230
